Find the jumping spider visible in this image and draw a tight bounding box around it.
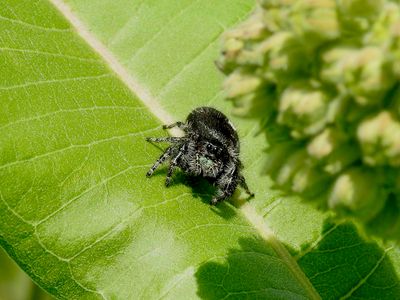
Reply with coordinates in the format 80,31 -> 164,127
146,106 -> 254,205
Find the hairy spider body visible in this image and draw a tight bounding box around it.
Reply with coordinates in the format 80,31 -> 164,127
146,106 -> 254,205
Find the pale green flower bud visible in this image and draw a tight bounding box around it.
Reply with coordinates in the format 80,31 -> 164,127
328,168 -> 386,221
256,32 -> 307,82
307,128 -> 360,174
277,84 -> 330,138
235,49 -> 264,67
232,85 -> 276,117
223,9 -> 267,40
357,111 -> 400,167
307,128 -> 344,160
223,72 -> 262,99
218,38 -> 244,73
292,165 -> 330,197
261,8 -> 284,32
236,11 -> 267,41
321,46 -> 394,105
275,149 -> 308,186
336,0 -> 383,34
288,0 -> 339,43
222,38 -> 243,57
260,0 -> 297,9
365,2 -> 400,46
219,11 -> 269,72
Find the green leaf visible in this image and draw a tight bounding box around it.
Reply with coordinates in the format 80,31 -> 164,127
0,246 -> 53,300
0,0 -> 399,299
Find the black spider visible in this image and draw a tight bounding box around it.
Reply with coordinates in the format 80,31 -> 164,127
146,106 -> 254,205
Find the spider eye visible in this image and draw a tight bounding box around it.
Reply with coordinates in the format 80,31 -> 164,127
205,143 -> 221,155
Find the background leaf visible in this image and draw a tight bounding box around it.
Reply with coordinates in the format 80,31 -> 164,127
0,247 -> 53,300
0,0 -> 399,299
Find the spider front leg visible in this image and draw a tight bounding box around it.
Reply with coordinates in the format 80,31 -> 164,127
162,121 -> 186,130
165,164 -> 175,187
211,171 -> 237,205
210,175 -> 254,204
210,184 -> 237,205
146,137 -> 182,143
210,190 -> 227,205
146,147 -> 172,177
239,175 -> 254,197
165,145 -> 185,187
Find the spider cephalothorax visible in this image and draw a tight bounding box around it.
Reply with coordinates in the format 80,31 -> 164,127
146,106 -> 254,205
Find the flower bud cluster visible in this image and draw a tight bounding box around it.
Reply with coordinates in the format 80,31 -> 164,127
219,0 -> 400,237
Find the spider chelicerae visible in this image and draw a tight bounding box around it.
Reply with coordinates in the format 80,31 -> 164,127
146,106 -> 254,205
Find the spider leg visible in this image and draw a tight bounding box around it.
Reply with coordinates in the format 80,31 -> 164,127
239,175 -> 254,197
162,121 -> 186,130
165,145 -> 185,187
211,164 -> 236,205
165,164 -> 175,187
211,190 -> 227,205
146,147 -> 172,177
146,137 -> 182,143
211,184 -> 238,205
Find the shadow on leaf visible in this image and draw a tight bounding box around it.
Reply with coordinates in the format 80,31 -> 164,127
195,218 -> 400,300
195,236 -> 312,299
295,219 -> 400,300
150,166 -> 239,220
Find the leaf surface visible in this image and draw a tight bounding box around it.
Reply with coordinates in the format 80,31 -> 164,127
0,0 -> 399,299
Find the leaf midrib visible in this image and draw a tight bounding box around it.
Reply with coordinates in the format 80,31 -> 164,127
48,0 -> 322,299
49,0 -> 177,132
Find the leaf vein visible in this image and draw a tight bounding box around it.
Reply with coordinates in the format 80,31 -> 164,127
124,0 -> 199,61
35,164 -> 150,227
340,247 -> 394,299
0,74 -> 112,91
0,46 -> 102,62
0,126 -> 160,170
157,33 -> 221,97
67,264 -> 108,299
295,223 -> 341,260
0,190 -> 33,225
106,0 -> 146,46
0,14 -> 70,32
1,105 -> 145,131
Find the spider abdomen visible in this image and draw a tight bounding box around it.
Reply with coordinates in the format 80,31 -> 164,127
187,107 -> 239,153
